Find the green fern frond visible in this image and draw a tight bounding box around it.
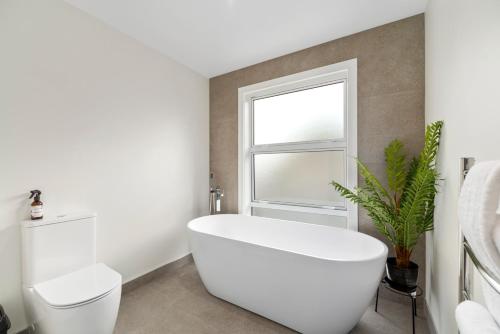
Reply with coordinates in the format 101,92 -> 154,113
385,140 -> 407,198
331,181 -> 398,244
331,120 -> 444,264
420,121 -> 443,168
400,157 -> 419,204
399,168 -> 438,249
356,159 -> 394,206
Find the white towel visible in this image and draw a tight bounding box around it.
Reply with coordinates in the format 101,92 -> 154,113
495,223 -> 500,255
484,222 -> 500,325
456,301 -> 500,334
458,161 -> 500,325
483,281 -> 500,327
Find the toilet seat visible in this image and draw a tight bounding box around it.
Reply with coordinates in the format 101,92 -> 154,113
34,263 -> 121,309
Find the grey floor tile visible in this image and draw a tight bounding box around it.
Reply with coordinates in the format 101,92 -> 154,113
115,262 -> 429,334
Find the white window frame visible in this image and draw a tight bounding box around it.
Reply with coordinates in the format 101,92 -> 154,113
238,59 -> 358,231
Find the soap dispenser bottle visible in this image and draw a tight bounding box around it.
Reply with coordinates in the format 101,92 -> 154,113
29,190 -> 43,220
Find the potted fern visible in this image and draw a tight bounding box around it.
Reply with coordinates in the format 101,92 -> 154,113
331,121 -> 443,288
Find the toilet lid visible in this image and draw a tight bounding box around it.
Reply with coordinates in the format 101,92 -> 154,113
34,263 -> 122,308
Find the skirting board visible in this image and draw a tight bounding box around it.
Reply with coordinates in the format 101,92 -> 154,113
122,254 -> 193,293
17,327 -> 32,334
17,254 -> 194,333
425,299 -> 438,334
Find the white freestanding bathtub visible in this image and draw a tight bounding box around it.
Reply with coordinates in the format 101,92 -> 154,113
188,214 -> 388,334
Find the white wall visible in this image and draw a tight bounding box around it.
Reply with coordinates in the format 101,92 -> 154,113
425,0 -> 500,332
0,0 -> 209,331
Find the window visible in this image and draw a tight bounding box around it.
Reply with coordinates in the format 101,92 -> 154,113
253,83 -> 345,145
238,59 -> 358,230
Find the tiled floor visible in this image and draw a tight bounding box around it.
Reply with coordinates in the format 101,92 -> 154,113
115,260 -> 429,334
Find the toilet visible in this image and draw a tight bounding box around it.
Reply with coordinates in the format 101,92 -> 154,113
21,213 -> 122,334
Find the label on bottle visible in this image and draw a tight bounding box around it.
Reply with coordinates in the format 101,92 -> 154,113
31,205 -> 43,218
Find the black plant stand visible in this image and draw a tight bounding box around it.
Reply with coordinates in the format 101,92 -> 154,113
375,277 -> 422,334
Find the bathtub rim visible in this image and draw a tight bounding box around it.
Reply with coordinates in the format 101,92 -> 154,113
188,214 -> 388,264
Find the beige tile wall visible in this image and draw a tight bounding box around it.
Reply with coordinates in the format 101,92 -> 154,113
210,14 -> 425,288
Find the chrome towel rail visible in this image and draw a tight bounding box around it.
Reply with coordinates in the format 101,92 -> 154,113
459,157 -> 500,301
462,239 -> 500,299
459,157 -> 475,302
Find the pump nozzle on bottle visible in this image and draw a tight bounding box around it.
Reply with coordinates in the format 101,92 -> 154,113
29,190 -> 41,200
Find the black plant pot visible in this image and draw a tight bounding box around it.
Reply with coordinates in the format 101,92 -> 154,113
386,257 -> 419,289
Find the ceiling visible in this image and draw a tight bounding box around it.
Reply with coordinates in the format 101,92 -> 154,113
64,0 -> 427,78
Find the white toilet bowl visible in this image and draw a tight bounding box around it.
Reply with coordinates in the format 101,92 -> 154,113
21,214 -> 122,334
24,263 -> 122,334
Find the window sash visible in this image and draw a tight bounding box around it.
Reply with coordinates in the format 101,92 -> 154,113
250,79 -> 347,149
250,148 -> 347,210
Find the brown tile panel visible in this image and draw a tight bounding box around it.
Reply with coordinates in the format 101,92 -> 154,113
210,14 -> 425,288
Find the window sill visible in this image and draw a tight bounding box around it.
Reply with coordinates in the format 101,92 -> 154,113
250,201 -> 348,217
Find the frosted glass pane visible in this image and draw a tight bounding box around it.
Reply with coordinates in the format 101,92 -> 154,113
254,151 -> 345,207
252,207 -> 347,229
253,82 -> 344,145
